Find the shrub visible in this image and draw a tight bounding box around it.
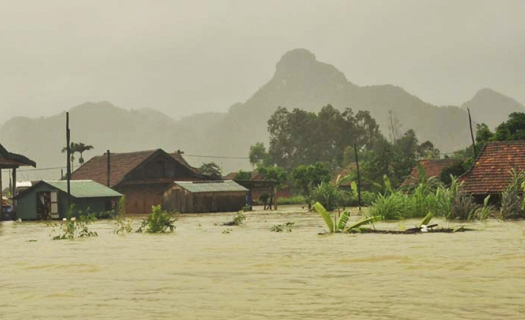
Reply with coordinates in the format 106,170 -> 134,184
276,196 -> 305,205
270,222 -> 294,232
310,181 -> 345,211
500,169 -> 525,219
222,211 -> 246,226
50,207 -> 98,240
136,205 -> 176,233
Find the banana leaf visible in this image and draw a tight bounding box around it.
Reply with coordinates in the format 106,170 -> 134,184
343,216 -> 377,232
350,181 -> 358,198
313,202 -> 334,233
418,212 -> 433,228
337,211 -> 350,231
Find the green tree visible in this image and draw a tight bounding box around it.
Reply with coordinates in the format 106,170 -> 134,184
291,163 -> 331,206
257,165 -> 287,184
494,112 -> 525,141
198,162 -> 222,178
233,170 -> 251,180
475,123 -> 493,144
249,142 -> 271,167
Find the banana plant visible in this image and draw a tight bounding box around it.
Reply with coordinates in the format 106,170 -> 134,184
312,202 -> 376,233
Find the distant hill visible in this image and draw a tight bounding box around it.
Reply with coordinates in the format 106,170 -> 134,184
1,49 -> 524,178
461,88 -> 525,129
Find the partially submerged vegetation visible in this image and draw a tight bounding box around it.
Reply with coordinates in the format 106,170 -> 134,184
50,206 -> 98,240
222,211 -> 246,226
136,205 -> 176,233
369,171 -> 495,221
270,222 -> 294,232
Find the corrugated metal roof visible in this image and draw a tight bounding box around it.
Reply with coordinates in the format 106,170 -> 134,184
44,180 -> 122,198
175,180 -> 248,193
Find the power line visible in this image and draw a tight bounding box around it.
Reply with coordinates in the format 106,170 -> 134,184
184,154 -> 249,160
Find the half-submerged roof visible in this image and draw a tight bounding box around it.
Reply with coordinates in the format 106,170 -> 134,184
460,141 -> 525,195
71,149 -> 202,187
0,143 -> 36,168
175,180 -> 249,193
401,159 -> 455,187
16,180 -> 122,199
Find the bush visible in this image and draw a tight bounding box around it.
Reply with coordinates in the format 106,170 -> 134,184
276,196 -> 305,205
310,181 -> 345,211
222,211 -> 246,226
136,205 -> 176,233
50,206 -> 98,240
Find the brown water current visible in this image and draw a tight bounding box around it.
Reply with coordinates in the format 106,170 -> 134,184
1,205 -> 525,319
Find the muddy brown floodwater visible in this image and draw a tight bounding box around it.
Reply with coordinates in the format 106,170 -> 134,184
1,205 -> 525,319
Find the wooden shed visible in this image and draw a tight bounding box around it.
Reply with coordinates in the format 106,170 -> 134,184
71,149 -> 212,213
163,180 -> 248,213
14,180 -> 122,220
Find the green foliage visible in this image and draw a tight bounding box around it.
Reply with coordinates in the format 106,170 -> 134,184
234,170 -> 251,180
313,202 -> 376,233
344,216 -> 377,232
136,205 -> 176,233
257,165 -> 287,185
276,195 -> 306,205
494,112 -> 525,141
310,181 -> 344,211
198,162 -> 222,178
270,222 -> 294,232
439,160 -> 469,185
312,202 -> 334,233
222,211 -> 246,226
51,210 -> 98,240
267,105 -> 381,171
291,162 -> 331,204
418,213 -> 433,228
113,214 -> 133,235
249,142 -> 271,167
501,169 -> 525,219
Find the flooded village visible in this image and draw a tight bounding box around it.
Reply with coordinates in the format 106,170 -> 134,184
2,1 -> 525,319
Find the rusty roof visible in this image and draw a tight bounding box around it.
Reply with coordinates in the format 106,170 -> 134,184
0,143 -> 36,168
71,149 -> 202,187
460,141 -> 525,195
401,159 -> 455,187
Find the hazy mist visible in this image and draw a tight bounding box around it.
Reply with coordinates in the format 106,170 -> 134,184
1,0 -> 524,126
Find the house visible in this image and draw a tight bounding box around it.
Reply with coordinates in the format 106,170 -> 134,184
460,141 -> 525,202
163,180 -> 249,213
224,170 -> 292,205
401,159 -> 455,187
71,149 -> 211,213
0,143 -> 37,198
15,180 -> 122,220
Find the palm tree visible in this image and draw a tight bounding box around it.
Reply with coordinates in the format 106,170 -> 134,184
76,142 -> 93,166
62,142 -> 78,171
61,142 -> 94,170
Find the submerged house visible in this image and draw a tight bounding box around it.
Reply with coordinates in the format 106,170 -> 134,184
460,141 -> 525,202
0,143 -> 37,198
163,180 -> 248,213
15,180 -> 122,220
71,149 -> 210,213
401,159 -> 455,187
224,171 -> 291,206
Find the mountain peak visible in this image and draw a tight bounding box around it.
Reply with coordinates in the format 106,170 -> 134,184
462,88 -> 525,129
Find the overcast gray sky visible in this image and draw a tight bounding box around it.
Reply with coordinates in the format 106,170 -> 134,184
1,0 -> 524,125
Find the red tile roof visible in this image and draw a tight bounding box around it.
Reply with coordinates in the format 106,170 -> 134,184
460,141 -> 525,195
401,159 -> 455,187
71,149 -> 202,187
0,144 -> 36,168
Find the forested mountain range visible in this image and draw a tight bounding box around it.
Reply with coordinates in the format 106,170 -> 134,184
1,48 -> 523,178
